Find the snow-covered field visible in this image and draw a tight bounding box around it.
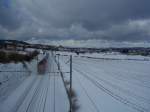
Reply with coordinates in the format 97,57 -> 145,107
58,52 -> 150,112
59,51 -> 150,61
0,51 -> 149,112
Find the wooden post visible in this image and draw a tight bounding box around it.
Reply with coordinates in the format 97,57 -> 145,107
69,55 -> 72,112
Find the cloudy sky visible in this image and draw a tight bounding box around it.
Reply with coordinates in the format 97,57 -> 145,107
0,0 -> 150,47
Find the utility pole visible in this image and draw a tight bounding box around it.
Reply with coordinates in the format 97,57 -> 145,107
58,54 -> 60,70
69,55 -> 72,112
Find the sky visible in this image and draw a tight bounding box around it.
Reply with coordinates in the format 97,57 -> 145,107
0,0 -> 150,47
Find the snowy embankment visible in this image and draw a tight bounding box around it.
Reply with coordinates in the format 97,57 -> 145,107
58,52 -> 150,112
0,63 -> 30,102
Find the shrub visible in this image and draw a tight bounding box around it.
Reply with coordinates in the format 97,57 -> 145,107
0,50 -> 39,64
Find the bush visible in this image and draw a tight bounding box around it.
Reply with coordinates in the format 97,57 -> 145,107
0,50 -> 39,64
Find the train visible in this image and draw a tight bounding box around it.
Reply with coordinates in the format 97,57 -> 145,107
37,53 -> 49,74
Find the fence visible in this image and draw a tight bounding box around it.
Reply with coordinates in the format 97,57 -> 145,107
54,54 -> 73,112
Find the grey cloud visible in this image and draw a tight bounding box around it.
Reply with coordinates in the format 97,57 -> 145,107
20,0 -> 150,29
79,0 -> 150,30
0,1 -> 22,30
0,0 -> 150,43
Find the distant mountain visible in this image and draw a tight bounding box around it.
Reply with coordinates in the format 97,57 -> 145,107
0,40 -> 29,45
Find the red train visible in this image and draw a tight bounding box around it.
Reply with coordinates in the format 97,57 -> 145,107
37,54 -> 49,74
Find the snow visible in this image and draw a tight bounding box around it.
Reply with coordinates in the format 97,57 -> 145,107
0,52 -> 69,112
0,63 -> 30,102
58,51 -> 150,61
58,52 -> 150,112
0,51 -> 149,112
